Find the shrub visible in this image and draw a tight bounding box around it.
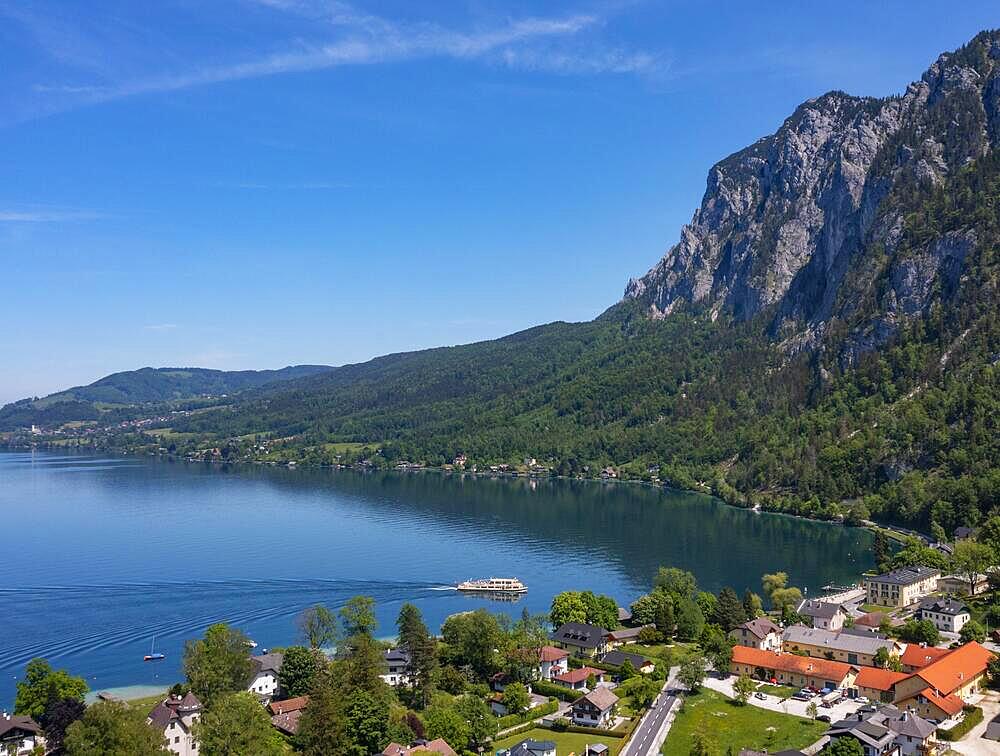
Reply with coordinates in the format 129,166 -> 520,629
495,699 -> 558,730
937,705 -> 983,741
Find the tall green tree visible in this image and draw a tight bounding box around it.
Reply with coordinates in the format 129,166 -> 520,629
872,531 -> 891,572
674,596 -> 705,641
713,587 -> 746,631
733,673 -> 754,705
456,695 -> 496,750
678,655 -> 706,692
742,590 -> 763,619
396,603 -> 437,707
183,624 -> 252,705
549,592 -> 588,626
653,567 -> 697,599
501,682 -> 530,717
297,604 -> 338,650
195,692 -> 285,756
14,658 -> 88,719
64,701 -> 169,756
423,703 -> 470,752
655,595 -> 676,638
441,609 -> 503,678
278,645 -> 321,698
344,690 -> 392,756
951,540 -> 995,596
38,697 -> 86,753
295,668 -> 350,755
338,596 -> 386,695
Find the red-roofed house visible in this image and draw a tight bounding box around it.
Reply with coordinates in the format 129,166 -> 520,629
730,646 -> 858,690
900,644 -> 950,672
892,642 -> 995,720
553,666 -> 607,691
538,646 -> 570,680
854,667 -> 910,704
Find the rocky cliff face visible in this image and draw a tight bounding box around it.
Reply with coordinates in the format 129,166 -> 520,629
625,31 -> 1000,361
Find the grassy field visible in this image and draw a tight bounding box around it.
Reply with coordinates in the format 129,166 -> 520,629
756,682 -> 799,700
630,641 -> 699,667
661,689 -> 826,756
493,727 -> 622,755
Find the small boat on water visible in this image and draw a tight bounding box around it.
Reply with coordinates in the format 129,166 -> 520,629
144,636 -> 165,662
456,577 -> 527,595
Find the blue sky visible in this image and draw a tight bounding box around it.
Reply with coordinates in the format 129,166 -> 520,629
1,1 -> 997,403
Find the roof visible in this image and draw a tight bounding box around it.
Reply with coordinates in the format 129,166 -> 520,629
918,597 -> 969,616
146,692 -> 203,730
385,647 -> 411,663
914,686 -> 963,716
734,617 -> 781,640
607,625 -> 652,641
539,645 -> 569,662
250,652 -> 284,677
864,566 -> 940,586
884,710 -> 938,739
796,599 -> 844,619
550,622 -> 608,648
498,739 -> 558,755
574,686 -> 619,712
600,650 -> 651,669
0,714 -> 41,738
730,646 -> 857,682
383,738 -> 458,756
554,666 -> 604,685
854,667 -> 909,692
271,708 -> 304,736
617,606 -> 633,622
913,641 -> 994,696
827,718 -> 895,749
268,695 -> 309,715
854,612 -> 886,627
954,526 -> 977,540
781,625 -> 896,656
900,644 -> 950,669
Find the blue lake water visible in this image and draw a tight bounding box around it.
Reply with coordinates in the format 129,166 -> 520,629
0,450 -> 873,705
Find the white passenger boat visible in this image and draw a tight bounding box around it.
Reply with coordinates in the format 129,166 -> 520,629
456,577 -> 527,594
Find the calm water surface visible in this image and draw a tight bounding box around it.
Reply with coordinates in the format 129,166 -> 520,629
0,450 -> 873,705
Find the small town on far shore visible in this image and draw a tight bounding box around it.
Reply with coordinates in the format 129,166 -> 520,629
5,523 -> 1000,756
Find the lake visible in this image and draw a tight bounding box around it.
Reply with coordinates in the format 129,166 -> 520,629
0,450 -> 873,706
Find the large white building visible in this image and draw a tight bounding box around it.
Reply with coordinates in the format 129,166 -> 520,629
916,597 -> 971,633
247,652 -> 283,703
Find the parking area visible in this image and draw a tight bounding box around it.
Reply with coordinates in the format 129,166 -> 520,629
703,675 -> 865,722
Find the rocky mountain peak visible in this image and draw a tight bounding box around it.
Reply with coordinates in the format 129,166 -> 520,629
624,30 -> 1000,361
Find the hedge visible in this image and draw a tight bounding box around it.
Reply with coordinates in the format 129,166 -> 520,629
558,724 -> 627,738
531,680 -> 581,702
937,705 -> 983,741
496,698 -> 559,730
568,657 -> 618,673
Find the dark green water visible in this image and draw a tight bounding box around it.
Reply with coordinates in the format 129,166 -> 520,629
0,450 -> 872,704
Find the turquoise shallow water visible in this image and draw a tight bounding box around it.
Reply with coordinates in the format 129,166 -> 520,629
0,449 -> 872,705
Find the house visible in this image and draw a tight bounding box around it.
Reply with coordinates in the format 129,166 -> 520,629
247,652 -> 283,703
538,645 -> 570,680
382,648 -> 411,686
600,650 -> 655,675
730,617 -> 782,651
553,666 -> 607,691
797,599 -> 847,631
916,598 -> 971,634
863,568 -> 940,609
617,606 -> 633,624
0,714 -> 45,756
854,668 -> 910,704
729,646 -> 859,690
550,622 -> 609,658
891,642 -> 995,720
953,526 -> 977,540
937,573 -> 989,596
899,645 -> 950,673
268,695 -> 308,737
781,625 -> 902,669
855,612 -> 889,630
606,625 -> 653,647
571,687 -> 619,728
584,745 -> 610,756
147,692 -> 203,756
383,739 -> 458,756
496,738 -> 556,756
827,706 -> 938,756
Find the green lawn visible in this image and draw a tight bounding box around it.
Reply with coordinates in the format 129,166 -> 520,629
661,689 -> 826,756
630,641 -> 699,667
755,682 -> 798,700
492,727 -> 621,755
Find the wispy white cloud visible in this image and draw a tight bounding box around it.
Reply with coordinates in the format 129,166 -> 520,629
20,3 -> 662,113
144,323 -> 178,332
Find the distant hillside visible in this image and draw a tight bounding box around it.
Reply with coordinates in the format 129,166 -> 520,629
0,365 -> 334,429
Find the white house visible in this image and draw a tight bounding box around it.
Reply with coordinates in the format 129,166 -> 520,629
497,739 -> 556,756
381,648 -> 411,686
729,617 -> 782,651
538,645 -> 569,680
571,687 -> 618,729
916,597 -> 971,633
0,714 -> 45,756
247,652 -> 283,703
147,692 -> 203,756
796,599 -> 848,631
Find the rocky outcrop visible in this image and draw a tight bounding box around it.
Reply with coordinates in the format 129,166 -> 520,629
624,31 -> 1000,360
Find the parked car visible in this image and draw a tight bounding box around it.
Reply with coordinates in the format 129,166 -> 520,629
754,692 -> 767,700
792,689 -> 813,701
816,714 -> 832,723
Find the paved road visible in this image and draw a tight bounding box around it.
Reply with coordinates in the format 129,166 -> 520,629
622,668 -> 679,756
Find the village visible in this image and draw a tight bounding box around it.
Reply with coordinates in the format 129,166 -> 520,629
4,525 -> 1000,756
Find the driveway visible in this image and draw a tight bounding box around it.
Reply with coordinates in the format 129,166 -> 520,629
702,675 -> 863,722
948,690 -> 1000,756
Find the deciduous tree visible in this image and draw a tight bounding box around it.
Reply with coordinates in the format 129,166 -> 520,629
278,645 -> 321,698
501,682 -> 530,717
14,659 -> 88,720
195,692 -> 285,756
297,604 -> 338,650
64,701 -> 168,756
733,673 -> 754,705
183,624 -> 252,705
